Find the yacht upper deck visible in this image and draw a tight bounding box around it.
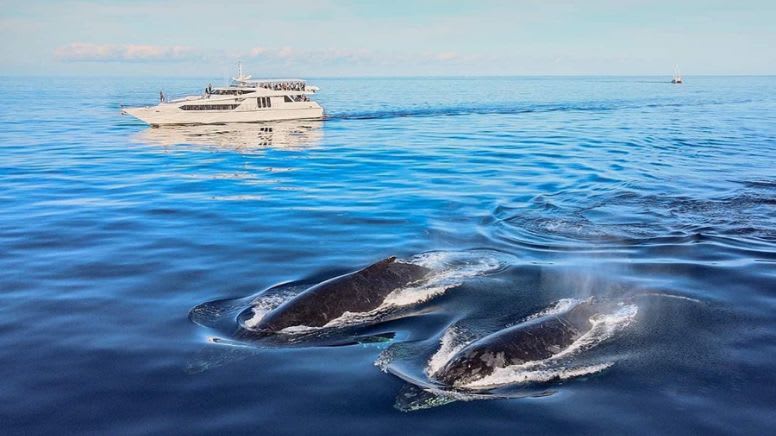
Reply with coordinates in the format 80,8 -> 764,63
236,79 -> 307,89
205,79 -> 316,96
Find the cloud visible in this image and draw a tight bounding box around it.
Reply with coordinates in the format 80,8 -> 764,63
54,43 -> 201,62
434,51 -> 459,62
52,42 -> 480,75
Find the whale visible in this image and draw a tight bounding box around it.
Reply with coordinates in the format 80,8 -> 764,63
434,300 -> 610,386
247,256 -> 432,332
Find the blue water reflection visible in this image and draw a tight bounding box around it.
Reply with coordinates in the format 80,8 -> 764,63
1,76 -> 775,434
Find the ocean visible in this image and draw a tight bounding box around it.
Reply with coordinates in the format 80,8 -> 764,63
1,76 -> 775,435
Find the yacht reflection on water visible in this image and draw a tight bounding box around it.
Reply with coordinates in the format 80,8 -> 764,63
133,119 -> 324,152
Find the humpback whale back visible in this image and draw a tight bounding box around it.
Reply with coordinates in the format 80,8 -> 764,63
360,256 -> 396,277
435,302 -> 600,386
252,257 -> 431,332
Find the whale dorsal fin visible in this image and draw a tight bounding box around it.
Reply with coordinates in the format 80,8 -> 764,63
359,256 -> 397,277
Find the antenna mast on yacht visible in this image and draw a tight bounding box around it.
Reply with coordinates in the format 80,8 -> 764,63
233,61 -> 251,83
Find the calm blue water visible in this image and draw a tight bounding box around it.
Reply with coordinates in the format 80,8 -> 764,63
2,76 -> 775,435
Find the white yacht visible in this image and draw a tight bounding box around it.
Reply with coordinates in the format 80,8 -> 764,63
122,64 -> 324,126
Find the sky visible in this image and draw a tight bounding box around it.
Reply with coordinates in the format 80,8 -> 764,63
1,0 -> 774,77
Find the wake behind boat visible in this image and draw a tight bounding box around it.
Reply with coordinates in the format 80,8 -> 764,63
122,63 -> 324,126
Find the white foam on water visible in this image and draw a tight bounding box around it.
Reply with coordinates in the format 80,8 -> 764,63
466,362 -> 615,388
385,251 -> 508,305
550,302 -> 638,361
374,346 -> 398,372
241,291 -> 299,329
515,298 -> 585,324
408,250 -> 512,273
460,302 -> 638,389
634,292 -> 703,304
426,326 -> 471,378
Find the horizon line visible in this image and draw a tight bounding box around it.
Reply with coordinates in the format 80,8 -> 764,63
2,73 -> 775,79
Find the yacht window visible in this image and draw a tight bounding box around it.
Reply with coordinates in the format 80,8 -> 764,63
180,104 -> 239,111
284,96 -> 293,103
257,97 -> 271,108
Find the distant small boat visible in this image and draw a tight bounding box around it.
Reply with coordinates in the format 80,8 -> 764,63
671,65 -> 684,84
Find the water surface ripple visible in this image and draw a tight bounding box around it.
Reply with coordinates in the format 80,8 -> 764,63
1,76 -> 775,435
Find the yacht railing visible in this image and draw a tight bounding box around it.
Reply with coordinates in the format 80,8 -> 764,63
157,80 -> 317,104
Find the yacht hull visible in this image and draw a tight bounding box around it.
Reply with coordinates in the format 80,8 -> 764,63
122,105 -> 324,126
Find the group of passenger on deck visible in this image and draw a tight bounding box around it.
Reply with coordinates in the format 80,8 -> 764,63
203,81 -> 306,97
258,81 -> 305,91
